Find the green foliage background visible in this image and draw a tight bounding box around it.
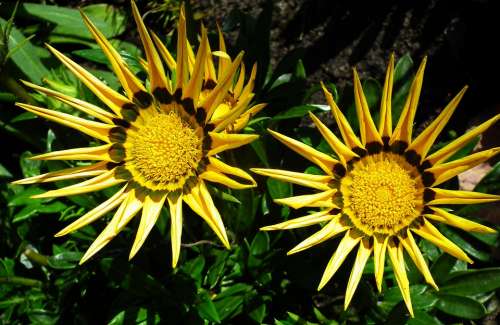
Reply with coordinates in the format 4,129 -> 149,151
1,1 -> 499,324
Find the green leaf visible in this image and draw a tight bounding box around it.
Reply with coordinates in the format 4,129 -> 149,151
430,254 -> 457,284
440,268 -> 500,296
435,294 -> 486,319
197,291 -> 221,323
392,54 -> 414,123
19,151 -> 41,178
0,18 -> 50,82
0,163 -> 12,178
272,104 -> 327,121
407,311 -> 443,325
474,161 -> 500,194
266,178 -> 292,199
250,232 -> 270,256
47,251 -> 82,269
438,225 -> 490,261
20,4 -> 125,40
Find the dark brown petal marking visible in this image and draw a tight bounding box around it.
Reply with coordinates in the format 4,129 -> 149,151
181,97 -> 195,115
106,161 -> 123,170
173,89 -> 182,102
421,172 -> 435,187
419,160 -> 432,172
112,118 -> 131,129
390,140 -> 408,154
152,87 -> 173,104
133,91 -> 153,108
195,107 -> 207,125
404,149 -> 421,166
121,103 -> 139,122
197,157 -> 209,173
333,163 -> 347,178
114,165 -> 132,180
352,146 -> 367,157
202,135 -> 212,151
422,206 -> 433,215
205,123 -> 215,132
382,136 -> 391,151
423,188 -> 435,203
366,141 -> 383,154
109,127 -> 127,143
202,79 -> 217,90
330,208 -> 341,215
109,143 -> 126,162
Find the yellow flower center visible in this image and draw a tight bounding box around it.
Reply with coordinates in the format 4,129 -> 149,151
341,153 -> 423,235
126,110 -> 202,191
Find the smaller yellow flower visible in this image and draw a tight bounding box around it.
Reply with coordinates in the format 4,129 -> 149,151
252,55 -> 499,316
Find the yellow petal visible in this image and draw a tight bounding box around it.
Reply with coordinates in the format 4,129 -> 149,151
408,87 -> 468,160
201,157 -> 256,189
390,57 -> 427,146
208,132 -> 259,155
373,234 -> 388,292
317,230 -> 361,290
216,24 -> 230,79
426,147 -> 500,186
12,161 -> 108,185
268,129 -> 338,175
115,188 -> 145,230
231,103 -> 266,132
353,68 -> 382,145
233,63 -> 246,99
239,63 -> 257,102
183,26 -> 208,101
425,114 -> 499,165
412,219 -> 473,263
46,44 -> 130,116
402,230 -> 438,290
30,144 -> 116,161
309,112 -> 359,165
131,1 -> 169,93
81,10 -> 145,98
129,192 -> 167,260
55,185 -> 127,237
428,188 -> 500,205
212,94 -> 255,132
379,54 -> 395,138
21,81 -> 116,124
251,168 -> 332,191
274,189 -> 337,210
345,238 -> 372,310
32,170 -> 126,199
151,31 -> 176,71
387,239 -> 414,317
16,103 -> 113,142
426,207 -> 496,234
260,210 -> 336,230
288,215 -> 349,255
321,82 -> 363,149
168,194 -> 183,268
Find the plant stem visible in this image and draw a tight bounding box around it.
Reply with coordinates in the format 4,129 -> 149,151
0,276 -> 42,287
23,247 -> 49,267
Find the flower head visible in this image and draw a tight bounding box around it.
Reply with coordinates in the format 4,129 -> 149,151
252,55 -> 499,316
14,2 -> 264,267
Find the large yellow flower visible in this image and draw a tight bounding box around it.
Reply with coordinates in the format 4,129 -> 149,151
252,55 -> 499,315
13,2 -> 264,267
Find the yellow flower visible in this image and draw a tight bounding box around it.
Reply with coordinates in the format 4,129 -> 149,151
13,2 -> 264,267
252,55 -> 499,316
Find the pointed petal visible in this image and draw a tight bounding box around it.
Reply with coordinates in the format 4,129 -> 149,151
391,57 -> 427,145
268,129 -> 338,175
309,112 -> 359,165
345,238 -> 372,309
353,68 -> 382,145
212,94 -> 255,132
129,192 -> 167,259
216,24 -> 230,79
426,207 -> 496,234
239,63 -> 257,101
13,161 -> 108,185
427,188 -> 500,205
233,63 -> 246,99
174,6 -> 189,89
412,219 -> 473,263
260,210 -> 336,230
115,188 -> 145,230
373,234 -> 388,292
131,1 -> 169,93
208,132 -> 259,156
30,144 -> 116,161
317,230 -> 361,290
402,229 -> 438,290
288,215 -> 350,255
46,44 -> 130,116
426,147 -> 500,186
183,26 -> 208,101
408,87 -> 468,159
55,185 -> 127,237
274,189 -> 337,210
321,82 -> 363,149
425,116 -> 499,166
81,11 -> 145,98
251,168 -> 332,191
231,103 -> 266,132
151,31 -> 176,71
16,103 -> 113,142
379,54 -> 395,138
202,156 -> 256,189
168,194 -> 183,268
21,81 -> 116,124
32,170 -> 126,199
387,239 -> 414,317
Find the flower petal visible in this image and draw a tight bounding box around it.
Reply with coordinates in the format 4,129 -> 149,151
353,68 -> 382,145
427,188 -> 500,205
30,144 -> 116,161
168,193 -> 183,268
387,239 -> 414,317
373,234 -> 388,292
260,210 -> 336,230
208,132 -> 259,155
401,229 -> 438,290
345,238 -> 372,310
378,54 -> 395,138
425,207 -> 496,234
251,168 -> 332,191
274,189 -> 337,210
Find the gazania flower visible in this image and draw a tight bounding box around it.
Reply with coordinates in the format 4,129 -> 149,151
14,2 -> 264,267
252,55 -> 499,315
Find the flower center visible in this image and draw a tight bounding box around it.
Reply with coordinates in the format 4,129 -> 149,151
341,153 -> 423,235
126,110 -> 202,191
